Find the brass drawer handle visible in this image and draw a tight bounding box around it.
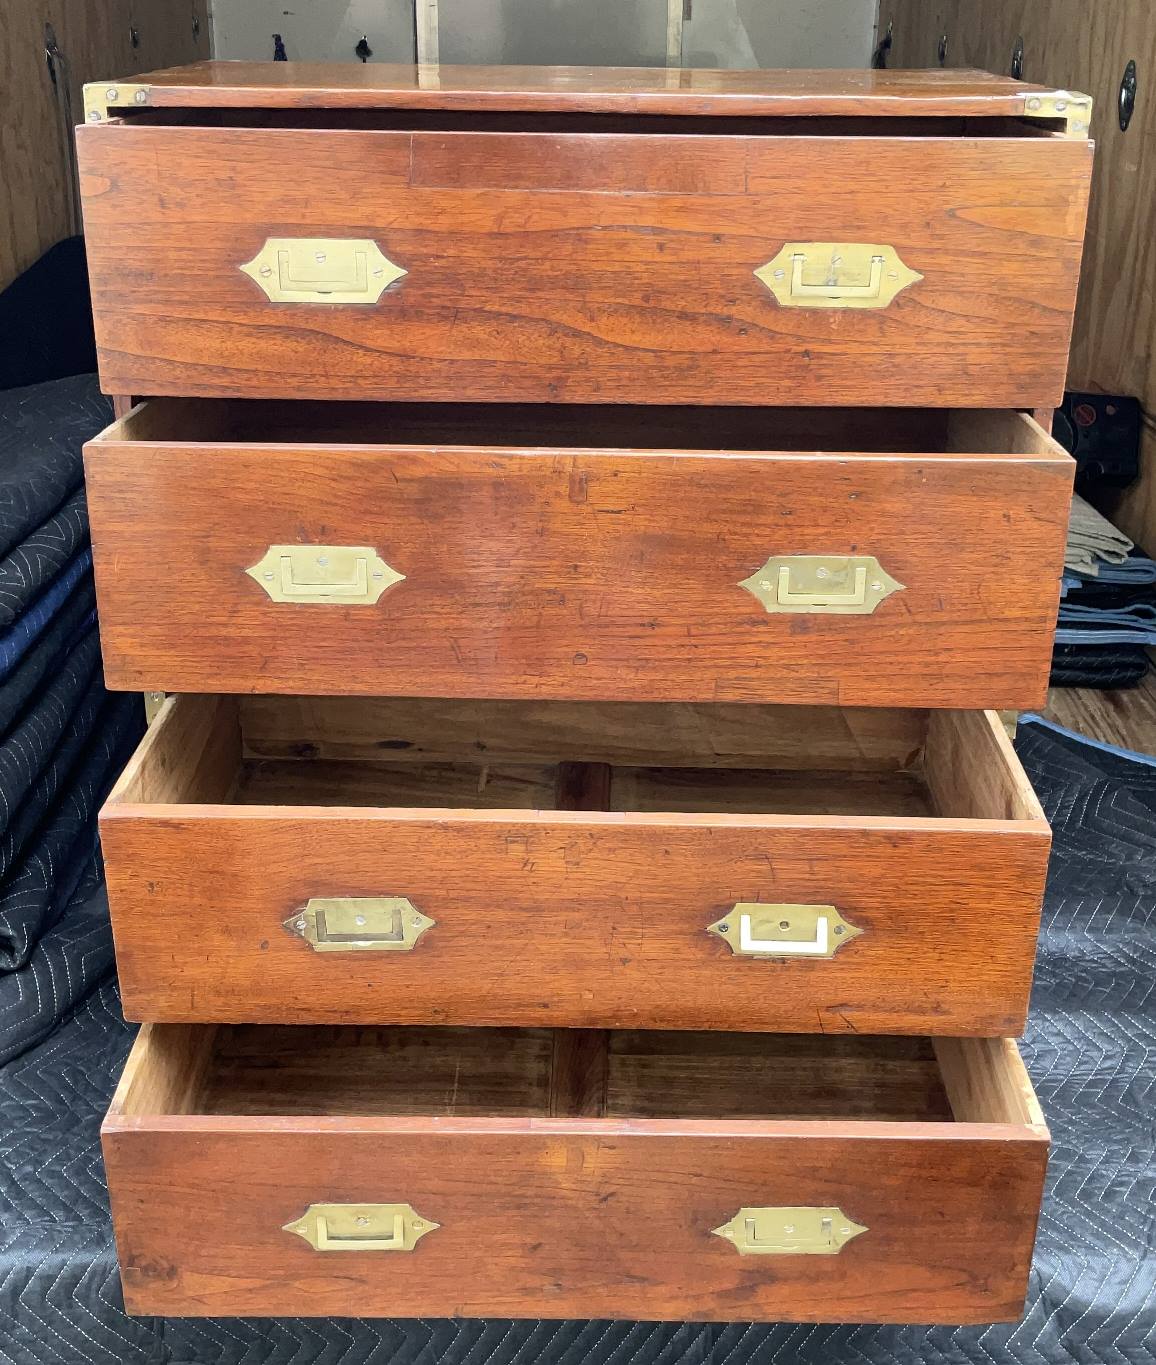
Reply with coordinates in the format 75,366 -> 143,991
707,903 -> 862,958
755,242 -> 921,310
284,1203 -> 438,1252
284,897 -> 435,953
714,1206 -> 867,1255
246,544 -> 405,605
240,237 -> 407,304
739,554 -> 904,615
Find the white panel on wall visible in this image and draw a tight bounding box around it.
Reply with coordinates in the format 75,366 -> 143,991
211,0 -> 879,67
436,0 -> 670,67
211,0 -> 416,62
683,0 -> 878,68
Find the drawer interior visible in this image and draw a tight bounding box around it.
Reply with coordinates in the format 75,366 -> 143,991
102,400 -> 1064,460
114,1024 -> 1043,1129
112,695 -> 1044,826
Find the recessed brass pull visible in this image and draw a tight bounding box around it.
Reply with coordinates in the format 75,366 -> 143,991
240,237 -> 407,304
707,903 -> 862,958
755,242 -> 921,310
713,1207 -> 866,1256
285,897 -> 435,953
739,555 -> 904,615
246,545 -> 405,605
284,1203 -> 438,1252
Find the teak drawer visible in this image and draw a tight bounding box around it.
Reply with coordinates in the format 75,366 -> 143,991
103,1023 -> 1048,1322
85,403 -> 1073,710
101,695 -> 1050,1036
75,66 -> 1091,408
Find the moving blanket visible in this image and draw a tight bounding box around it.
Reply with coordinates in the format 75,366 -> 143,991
0,376 -> 104,559
0,718 -> 1153,1365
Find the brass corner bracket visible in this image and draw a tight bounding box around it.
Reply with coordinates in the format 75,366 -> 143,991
1023,90 -> 1093,138
83,82 -> 152,124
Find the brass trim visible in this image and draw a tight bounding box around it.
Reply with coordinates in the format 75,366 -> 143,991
142,692 -> 166,725
713,1207 -> 867,1256
82,82 -> 151,123
707,903 -> 862,959
755,243 -> 921,310
739,554 -> 904,615
1023,89 -> 1094,138
240,237 -> 407,304
284,1203 -> 438,1252
285,897 -> 435,953
246,544 -> 405,605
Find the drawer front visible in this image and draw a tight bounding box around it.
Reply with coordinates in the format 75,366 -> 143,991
103,814 -> 1048,1034
77,125 -> 1090,407
85,437 -> 1073,709
101,698 -> 1051,1036
104,1119 -> 1046,1322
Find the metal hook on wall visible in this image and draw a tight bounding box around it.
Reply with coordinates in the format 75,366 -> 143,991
1119,59 -> 1138,131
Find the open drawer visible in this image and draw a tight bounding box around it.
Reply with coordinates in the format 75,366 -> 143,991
84,402 -> 1073,709
100,695 -> 1050,1035
76,65 -> 1091,408
103,1023 -> 1049,1322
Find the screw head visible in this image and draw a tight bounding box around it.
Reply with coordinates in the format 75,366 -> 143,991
295,917 -> 306,931
354,914 -> 366,927
106,87 -> 119,100
315,251 -> 327,263
717,923 -> 729,933
259,265 -> 273,277
135,89 -> 148,104
263,570 -> 274,580
355,1216 -> 369,1227
779,920 -> 790,930
316,555 -> 328,566
87,110 -> 102,122
816,567 -> 828,579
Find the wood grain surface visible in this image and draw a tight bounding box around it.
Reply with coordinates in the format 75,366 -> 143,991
84,408 -> 1073,707
0,0 -> 208,290
102,1023 -> 1048,1322
99,696 -> 1050,1034
887,1 -> 1156,559
76,123 -> 1090,407
107,61 -> 1074,118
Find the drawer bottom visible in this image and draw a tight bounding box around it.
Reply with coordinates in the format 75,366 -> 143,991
104,1025 -> 1048,1323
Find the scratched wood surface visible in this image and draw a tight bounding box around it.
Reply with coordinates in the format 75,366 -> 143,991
101,1022 -> 1048,1321
104,61 -> 1073,116
76,121 -> 1090,407
84,404 -> 1073,707
99,696 -> 1050,1034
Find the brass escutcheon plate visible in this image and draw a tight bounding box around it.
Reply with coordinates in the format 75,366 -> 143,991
739,554 -> 904,615
713,1206 -> 867,1255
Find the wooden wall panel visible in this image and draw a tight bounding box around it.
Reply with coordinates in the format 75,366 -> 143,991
886,0 -> 1156,549
0,0 -> 210,292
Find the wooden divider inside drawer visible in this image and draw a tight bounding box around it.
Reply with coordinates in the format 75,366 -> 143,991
100,696 -> 1050,1035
